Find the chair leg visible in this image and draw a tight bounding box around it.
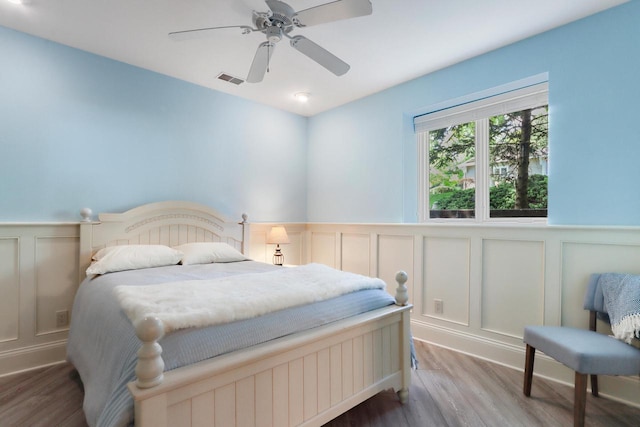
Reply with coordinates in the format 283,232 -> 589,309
574,372 -> 588,427
590,374 -> 598,397
523,344 -> 535,396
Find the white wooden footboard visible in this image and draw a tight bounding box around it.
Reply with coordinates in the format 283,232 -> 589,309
129,304 -> 411,427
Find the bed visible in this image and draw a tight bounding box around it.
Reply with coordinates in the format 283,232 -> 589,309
69,201 -> 412,427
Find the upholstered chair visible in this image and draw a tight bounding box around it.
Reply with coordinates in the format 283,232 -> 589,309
523,273 -> 640,427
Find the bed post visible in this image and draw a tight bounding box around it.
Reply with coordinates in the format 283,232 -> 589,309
394,270 -> 411,403
135,317 -> 165,389
79,208 -> 94,283
239,213 -> 249,255
394,270 -> 409,306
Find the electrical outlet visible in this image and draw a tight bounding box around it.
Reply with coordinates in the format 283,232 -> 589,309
434,299 -> 444,315
55,310 -> 69,328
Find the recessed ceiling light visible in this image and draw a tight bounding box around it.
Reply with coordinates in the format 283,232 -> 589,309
7,0 -> 24,4
294,92 -> 310,103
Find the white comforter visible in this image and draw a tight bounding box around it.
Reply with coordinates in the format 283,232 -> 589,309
114,263 -> 386,332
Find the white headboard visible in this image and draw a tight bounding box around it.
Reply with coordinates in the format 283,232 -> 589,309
79,201 -> 248,279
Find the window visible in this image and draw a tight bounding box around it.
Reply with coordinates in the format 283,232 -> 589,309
415,83 -> 548,222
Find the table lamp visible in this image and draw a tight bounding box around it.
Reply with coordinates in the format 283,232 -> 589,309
267,226 -> 289,266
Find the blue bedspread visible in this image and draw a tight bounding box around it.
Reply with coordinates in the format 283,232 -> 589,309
66,261 -> 395,427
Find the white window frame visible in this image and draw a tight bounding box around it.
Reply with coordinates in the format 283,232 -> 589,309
416,82 -> 549,223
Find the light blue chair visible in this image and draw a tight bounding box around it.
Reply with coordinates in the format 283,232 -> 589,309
523,273 -> 640,427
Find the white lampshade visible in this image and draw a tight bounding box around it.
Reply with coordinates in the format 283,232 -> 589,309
267,226 -> 290,244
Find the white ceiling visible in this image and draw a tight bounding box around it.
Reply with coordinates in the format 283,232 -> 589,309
0,0 -> 628,116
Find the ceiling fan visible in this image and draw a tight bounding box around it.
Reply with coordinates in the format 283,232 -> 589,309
169,0 -> 373,83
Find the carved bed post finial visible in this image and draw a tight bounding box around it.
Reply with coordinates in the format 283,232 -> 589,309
394,271 -> 409,306
135,317 -> 165,389
80,208 -> 93,222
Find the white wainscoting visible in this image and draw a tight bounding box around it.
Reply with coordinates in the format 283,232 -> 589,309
251,222 -> 640,408
3,222 -> 640,408
0,224 -> 79,376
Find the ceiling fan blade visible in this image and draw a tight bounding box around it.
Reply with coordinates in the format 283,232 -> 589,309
265,0 -> 288,13
294,0 -> 372,27
169,25 -> 254,41
289,35 -> 349,76
246,41 -> 275,83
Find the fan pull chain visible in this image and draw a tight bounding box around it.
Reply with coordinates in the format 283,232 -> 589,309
267,43 -> 271,73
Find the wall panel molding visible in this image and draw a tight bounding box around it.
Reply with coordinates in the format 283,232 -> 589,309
310,232 -> 338,268
0,224 -> 80,376
35,236 -> 80,336
300,222 -> 640,408
561,240 -> 640,328
377,235 -> 414,301
0,237 -> 19,343
341,233 -> 371,277
481,238 -> 544,338
423,236 -> 470,325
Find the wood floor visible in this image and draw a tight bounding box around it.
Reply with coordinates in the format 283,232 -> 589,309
1,340 -> 639,426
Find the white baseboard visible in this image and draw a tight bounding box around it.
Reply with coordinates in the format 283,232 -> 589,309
0,340 -> 67,378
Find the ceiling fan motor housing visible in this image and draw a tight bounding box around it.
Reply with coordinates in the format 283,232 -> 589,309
267,0 -> 296,26
255,0 -> 295,43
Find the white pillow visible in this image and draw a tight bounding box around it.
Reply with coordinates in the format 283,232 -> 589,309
174,242 -> 248,265
87,245 -> 183,275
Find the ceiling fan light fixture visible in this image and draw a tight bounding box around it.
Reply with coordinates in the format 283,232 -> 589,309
265,26 -> 282,43
294,92 -> 310,103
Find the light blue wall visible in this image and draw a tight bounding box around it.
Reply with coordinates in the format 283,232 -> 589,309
3,2 -> 639,225
307,1 -> 640,225
0,26 -> 307,222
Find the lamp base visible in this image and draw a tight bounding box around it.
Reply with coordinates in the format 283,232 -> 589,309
272,245 -> 284,266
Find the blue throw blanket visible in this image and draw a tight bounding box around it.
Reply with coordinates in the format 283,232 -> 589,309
598,273 -> 640,344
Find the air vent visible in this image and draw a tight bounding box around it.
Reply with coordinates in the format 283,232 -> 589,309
217,73 -> 244,85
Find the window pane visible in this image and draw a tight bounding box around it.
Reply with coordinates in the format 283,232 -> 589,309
488,106 -> 548,218
428,122 -> 476,218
